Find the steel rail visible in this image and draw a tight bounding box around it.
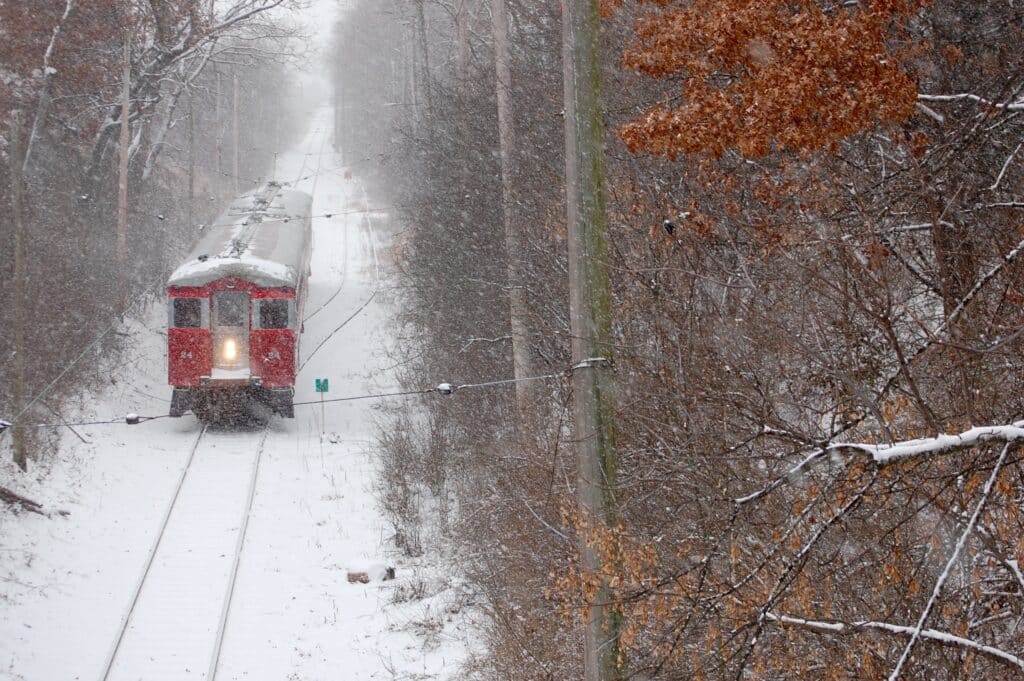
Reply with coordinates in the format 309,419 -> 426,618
206,429 -> 269,680
299,180 -> 382,373
98,425 -> 207,681
299,118 -> 350,325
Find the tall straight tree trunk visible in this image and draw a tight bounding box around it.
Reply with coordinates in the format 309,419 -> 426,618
493,0 -> 537,413
216,71 -> 224,174
457,0 -> 468,91
10,110 -> 28,471
232,72 -> 240,193
188,90 -> 195,230
117,29 -> 131,267
414,0 -> 433,130
562,1 -> 620,679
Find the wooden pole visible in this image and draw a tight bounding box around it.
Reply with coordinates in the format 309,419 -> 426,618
117,28 -> 131,266
562,0 -> 620,678
10,110 -> 28,471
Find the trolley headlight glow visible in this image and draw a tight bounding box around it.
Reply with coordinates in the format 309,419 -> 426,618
222,337 -> 238,362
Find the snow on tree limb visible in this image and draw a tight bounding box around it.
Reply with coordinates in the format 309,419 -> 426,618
736,423 -> 1024,505
22,0 -> 75,173
887,441 -> 1012,679
765,613 -> 1024,672
918,93 -> 1024,112
836,423 -> 1024,465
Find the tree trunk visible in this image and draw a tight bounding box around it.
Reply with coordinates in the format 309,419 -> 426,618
232,71 -> 240,192
493,0 -> 538,414
415,0 -> 433,129
117,28 -> 131,267
188,88 -> 195,230
10,110 -> 29,472
457,0 -> 468,92
562,0 -> 621,678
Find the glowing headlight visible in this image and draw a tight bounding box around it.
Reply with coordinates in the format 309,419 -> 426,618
223,338 -> 238,362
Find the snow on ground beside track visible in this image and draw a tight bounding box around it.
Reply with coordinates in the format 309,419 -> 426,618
0,107 -> 478,681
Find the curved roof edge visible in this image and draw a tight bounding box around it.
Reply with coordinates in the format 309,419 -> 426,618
168,183 -> 312,289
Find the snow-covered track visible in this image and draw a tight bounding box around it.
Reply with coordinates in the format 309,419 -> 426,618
299,210 -> 380,372
300,177 -> 381,370
99,427 -> 269,681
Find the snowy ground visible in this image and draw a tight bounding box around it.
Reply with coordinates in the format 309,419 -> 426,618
0,108 -> 477,681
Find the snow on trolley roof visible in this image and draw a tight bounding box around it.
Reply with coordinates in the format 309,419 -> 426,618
167,182 -> 312,289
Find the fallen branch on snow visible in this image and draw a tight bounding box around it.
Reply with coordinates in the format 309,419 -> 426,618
0,486 -> 46,515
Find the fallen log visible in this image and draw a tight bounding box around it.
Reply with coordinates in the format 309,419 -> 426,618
0,486 -> 46,515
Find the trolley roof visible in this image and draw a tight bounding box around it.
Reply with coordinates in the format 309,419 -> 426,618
168,183 -> 312,289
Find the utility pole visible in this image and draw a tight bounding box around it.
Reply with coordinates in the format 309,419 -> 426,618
492,0 -> 537,414
10,110 -> 28,471
117,28 -> 131,266
562,1 -> 620,679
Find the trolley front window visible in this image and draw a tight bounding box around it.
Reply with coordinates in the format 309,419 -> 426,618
258,299 -> 290,329
172,298 -> 203,328
216,292 -> 248,327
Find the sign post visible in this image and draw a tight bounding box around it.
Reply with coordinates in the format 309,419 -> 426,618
315,378 -> 329,436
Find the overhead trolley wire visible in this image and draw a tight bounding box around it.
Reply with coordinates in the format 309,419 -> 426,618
3,360 -> 609,432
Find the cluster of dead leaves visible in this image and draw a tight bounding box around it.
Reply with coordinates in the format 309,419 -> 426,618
613,0 -> 928,158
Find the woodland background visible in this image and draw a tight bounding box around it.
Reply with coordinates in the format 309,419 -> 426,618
0,0 -> 305,465
3,0 -> 1024,678
333,0 -> 1024,679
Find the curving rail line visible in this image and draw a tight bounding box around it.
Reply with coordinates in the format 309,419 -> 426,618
299,179 -> 382,372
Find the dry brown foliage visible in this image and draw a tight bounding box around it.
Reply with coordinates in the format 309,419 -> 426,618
614,0 -> 926,158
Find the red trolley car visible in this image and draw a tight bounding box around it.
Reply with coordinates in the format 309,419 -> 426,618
167,182 -> 312,420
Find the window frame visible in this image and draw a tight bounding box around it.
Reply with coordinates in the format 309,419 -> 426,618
253,298 -> 295,330
214,291 -> 250,328
168,297 -> 209,329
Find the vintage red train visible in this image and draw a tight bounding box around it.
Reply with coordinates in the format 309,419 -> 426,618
167,182 -> 312,421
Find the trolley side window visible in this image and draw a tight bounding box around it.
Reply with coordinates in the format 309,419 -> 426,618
171,298 -> 204,328
216,292 -> 249,327
257,299 -> 291,330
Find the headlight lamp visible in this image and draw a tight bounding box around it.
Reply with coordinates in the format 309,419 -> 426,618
223,337 -> 238,362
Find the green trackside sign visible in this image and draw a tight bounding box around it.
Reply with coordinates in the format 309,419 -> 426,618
315,378 -> 329,393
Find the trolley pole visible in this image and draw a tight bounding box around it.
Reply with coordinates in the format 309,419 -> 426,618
562,0 -> 621,678
10,110 -> 28,471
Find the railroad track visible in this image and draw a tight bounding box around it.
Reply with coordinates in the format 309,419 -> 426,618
298,192 -> 381,373
297,125 -> 383,371
98,426 -> 268,681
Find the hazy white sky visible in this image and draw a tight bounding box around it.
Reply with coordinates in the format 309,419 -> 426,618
284,0 -> 347,103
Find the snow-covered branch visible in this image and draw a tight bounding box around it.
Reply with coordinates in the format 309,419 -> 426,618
23,0 -> 75,173
835,422 -> 1024,465
887,441 -> 1012,679
918,93 -> 1024,112
765,612 -> 1024,672
942,235 -> 1024,333
988,142 -> 1022,191
736,423 -> 1023,504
